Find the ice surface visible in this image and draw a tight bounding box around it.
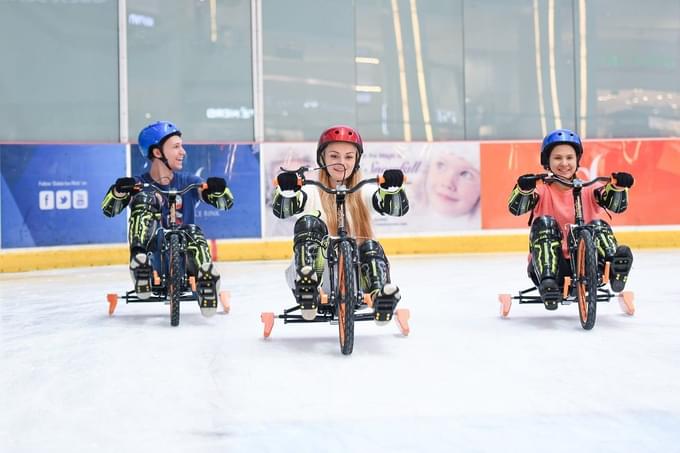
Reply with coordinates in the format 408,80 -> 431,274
1,250 -> 679,452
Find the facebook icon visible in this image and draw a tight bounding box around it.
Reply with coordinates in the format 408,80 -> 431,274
39,191 -> 55,210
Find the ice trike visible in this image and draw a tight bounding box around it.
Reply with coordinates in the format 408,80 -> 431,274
260,166 -> 410,355
498,174 -> 634,330
106,181 -> 230,326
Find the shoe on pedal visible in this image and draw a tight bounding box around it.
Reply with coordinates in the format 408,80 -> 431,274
373,283 -> 401,325
538,277 -> 561,310
610,245 -> 633,293
196,263 -> 220,317
130,253 -> 152,300
295,265 -> 320,321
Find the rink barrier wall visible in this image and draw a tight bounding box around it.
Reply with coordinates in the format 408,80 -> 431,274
3,137 -> 680,272
2,229 -> 679,273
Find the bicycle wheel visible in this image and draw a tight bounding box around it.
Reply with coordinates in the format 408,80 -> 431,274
576,229 -> 598,330
169,234 -> 182,327
336,241 -> 356,355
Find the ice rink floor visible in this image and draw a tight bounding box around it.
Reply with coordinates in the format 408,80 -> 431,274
2,250 -> 680,453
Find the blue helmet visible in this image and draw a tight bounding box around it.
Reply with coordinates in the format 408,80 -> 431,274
540,128 -> 583,169
137,121 -> 182,159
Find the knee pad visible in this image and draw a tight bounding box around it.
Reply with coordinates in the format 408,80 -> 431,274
182,224 -> 211,272
128,191 -> 161,252
293,214 -> 328,245
359,240 -> 390,292
130,191 -> 161,213
293,215 -> 327,279
589,219 -> 618,259
589,219 -> 613,235
182,223 -> 205,239
530,216 -> 562,244
359,239 -> 387,265
529,216 -> 562,280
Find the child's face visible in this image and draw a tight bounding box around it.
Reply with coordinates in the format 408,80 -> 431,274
323,142 -> 358,182
548,144 -> 578,179
426,153 -> 480,216
159,135 -> 186,171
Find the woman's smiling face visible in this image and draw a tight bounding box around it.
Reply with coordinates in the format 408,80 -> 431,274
323,142 -> 358,183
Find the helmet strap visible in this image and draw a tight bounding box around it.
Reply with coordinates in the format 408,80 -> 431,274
151,147 -> 174,172
160,156 -> 173,172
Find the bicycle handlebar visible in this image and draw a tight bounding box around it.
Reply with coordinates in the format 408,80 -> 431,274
135,181 -> 207,197
278,165 -> 383,194
527,173 -> 611,189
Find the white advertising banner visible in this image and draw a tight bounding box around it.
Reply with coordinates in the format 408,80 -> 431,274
261,141 -> 481,239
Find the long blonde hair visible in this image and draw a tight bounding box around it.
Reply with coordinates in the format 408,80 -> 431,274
318,169 -> 374,242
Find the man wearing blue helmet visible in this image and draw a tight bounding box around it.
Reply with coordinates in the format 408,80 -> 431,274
507,128 -> 634,309
101,121 -> 234,315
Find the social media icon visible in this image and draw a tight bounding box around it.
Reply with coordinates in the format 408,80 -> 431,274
39,191 -> 55,210
56,190 -> 71,209
73,190 -> 88,209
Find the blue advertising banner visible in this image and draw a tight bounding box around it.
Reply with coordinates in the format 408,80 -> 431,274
1,144 -> 127,248
131,143 -> 261,239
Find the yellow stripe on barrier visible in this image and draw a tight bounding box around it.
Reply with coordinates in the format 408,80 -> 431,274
1,230 -> 679,273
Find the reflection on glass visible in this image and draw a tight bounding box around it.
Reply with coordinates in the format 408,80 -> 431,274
356,0 -> 464,141
127,0 -> 253,142
580,0 -> 680,138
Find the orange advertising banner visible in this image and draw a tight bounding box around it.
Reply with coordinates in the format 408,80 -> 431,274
481,138 -> 680,229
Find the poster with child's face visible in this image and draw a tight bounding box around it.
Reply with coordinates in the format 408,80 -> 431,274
362,141 -> 482,235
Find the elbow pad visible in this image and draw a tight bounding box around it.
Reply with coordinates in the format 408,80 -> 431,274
272,187 -> 307,219
508,185 -> 537,216
202,187 -> 234,210
595,184 -> 628,213
372,187 -> 409,217
101,185 -> 131,217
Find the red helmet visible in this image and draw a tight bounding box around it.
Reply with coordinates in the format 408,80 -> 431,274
316,125 -> 364,171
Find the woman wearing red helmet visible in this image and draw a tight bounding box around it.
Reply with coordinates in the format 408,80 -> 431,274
272,125 -> 409,323
508,128 -> 635,309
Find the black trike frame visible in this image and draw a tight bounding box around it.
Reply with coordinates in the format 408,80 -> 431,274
504,174 -> 628,330
107,182 -> 208,326
271,167 -> 381,354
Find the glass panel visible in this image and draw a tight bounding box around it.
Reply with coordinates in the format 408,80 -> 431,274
578,0 -> 680,138
0,1 -> 118,141
355,0 -> 465,141
261,0 -> 355,141
127,0 -> 253,142
463,0 -> 576,140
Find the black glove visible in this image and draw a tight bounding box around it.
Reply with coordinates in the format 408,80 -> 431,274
277,171 -> 301,191
206,177 -> 227,194
517,174 -> 537,191
612,172 -> 634,188
380,169 -> 404,189
114,177 -> 136,193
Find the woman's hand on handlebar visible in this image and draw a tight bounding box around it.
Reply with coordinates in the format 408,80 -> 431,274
380,169 -> 405,189
277,171 -> 302,192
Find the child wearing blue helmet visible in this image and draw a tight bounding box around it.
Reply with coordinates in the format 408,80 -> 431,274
508,128 -> 634,309
101,121 -> 234,315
